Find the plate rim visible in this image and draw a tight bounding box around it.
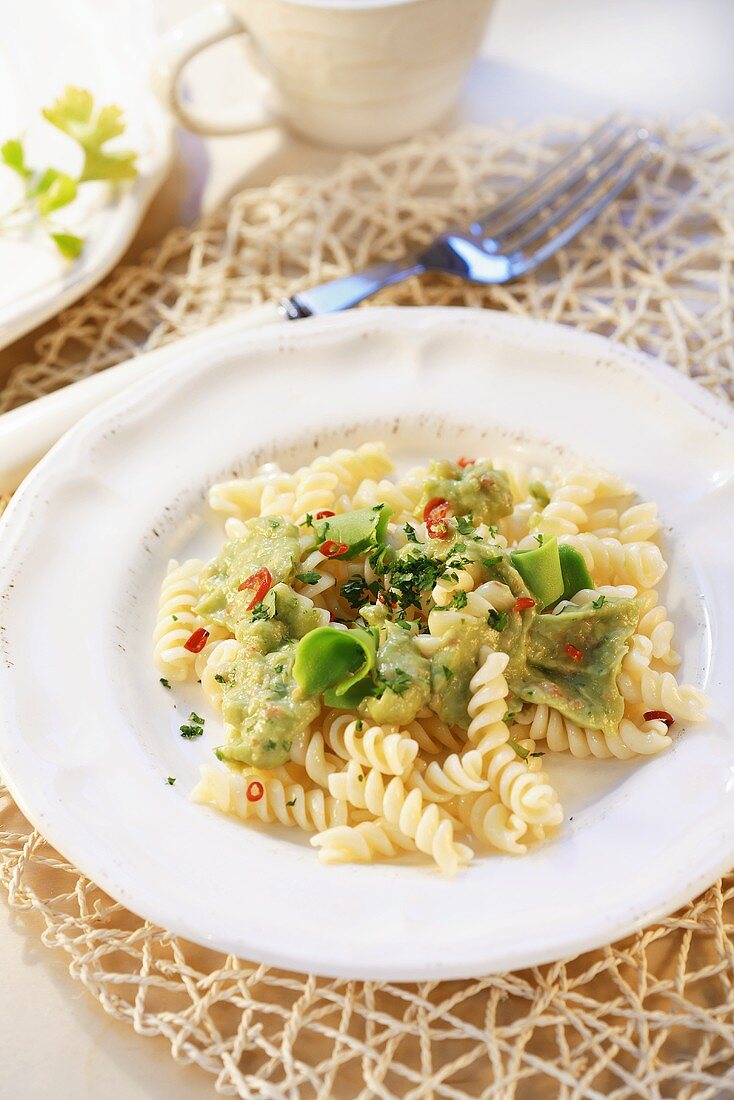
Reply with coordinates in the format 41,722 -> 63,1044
0,305 -> 732,980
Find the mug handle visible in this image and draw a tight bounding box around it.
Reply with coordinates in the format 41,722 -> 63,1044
152,1 -> 276,136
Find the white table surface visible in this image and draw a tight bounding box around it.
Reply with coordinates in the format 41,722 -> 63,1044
2,1 -> 733,1095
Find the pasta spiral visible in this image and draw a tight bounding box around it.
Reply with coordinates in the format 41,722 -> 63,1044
559,533 -> 667,589
619,502 -> 661,543
514,706 -> 672,759
328,763 -> 473,875
310,442 -> 394,496
311,820 -> 415,864
194,766 -> 349,832
153,558 -> 224,681
636,590 -> 679,666
289,729 -> 341,789
639,668 -> 708,723
452,791 -> 528,855
352,465 -> 425,520
323,715 -> 419,776
208,467 -> 277,519
196,637 -> 239,710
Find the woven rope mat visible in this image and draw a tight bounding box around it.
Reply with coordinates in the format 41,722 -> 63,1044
1,117 -> 734,1099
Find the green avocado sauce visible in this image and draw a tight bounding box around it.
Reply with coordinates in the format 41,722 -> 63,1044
358,613 -> 431,726
420,459 -> 513,525
217,583 -> 323,769
195,515 -> 300,631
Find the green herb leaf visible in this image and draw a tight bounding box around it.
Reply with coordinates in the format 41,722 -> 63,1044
214,673 -> 226,684
404,523 -> 419,543
487,609 -> 508,632
159,677 -> 171,689
449,590 -> 468,610
376,667 -> 412,696
180,724 -> 203,739
286,797 -> 297,807
35,172 -> 78,216
592,594 -> 606,609
455,514 -> 475,535
166,776 -> 176,786
42,86 -> 138,182
1,138 -> 31,179
442,665 -> 453,681
508,738 -> 529,760
49,232 -> 84,260
296,571 -> 321,586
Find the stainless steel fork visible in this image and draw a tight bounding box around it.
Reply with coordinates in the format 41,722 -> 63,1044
281,117 -> 655,320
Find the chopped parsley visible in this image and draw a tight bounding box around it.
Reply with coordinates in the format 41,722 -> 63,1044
529,751 -> 545,759
442,665 -> 453,681
450,590 -> 468,610
171,614 -> 178,621
159,678 -> 171,689
214,673 -> 226,684
592,595 -> 606,609
341,576 -> 376,610
296,571 -> 321,585
180,711 -> 205,739
286,797 -> 297,807
455,514 -> 475,536
357,773 -> 364,782
404,523 -> 419,543
535,533 -> 545,546
302,513 -> 313,528
387,552 -> 442,612
376,668 -> 412,696
487,609 -> 508,632
395,618 -> 411,630
166,776 -> 176,786
180,724 -> 203,739
271,682 -> 288,698
251,601 -> 273,623
355,719 -> 363,732
263,739 -> 278,752
214,748 -> 225,761
482,555 -> 503,569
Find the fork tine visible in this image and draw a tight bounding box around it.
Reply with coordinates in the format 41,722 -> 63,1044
506,129 -> 650,256
477,122 -> 643,251
510,140 -> 656,278
472,115 -> 625,237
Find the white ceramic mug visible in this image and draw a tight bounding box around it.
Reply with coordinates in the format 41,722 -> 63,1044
153,0 -> 495,149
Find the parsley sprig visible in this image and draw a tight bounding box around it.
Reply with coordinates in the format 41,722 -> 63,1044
1,87 -> 138,259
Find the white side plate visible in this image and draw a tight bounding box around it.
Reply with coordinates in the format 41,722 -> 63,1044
0,307 -> 731,980
0,0 -> 171,348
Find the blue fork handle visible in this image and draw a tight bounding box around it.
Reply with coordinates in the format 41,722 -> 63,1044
282,259 -> 427,318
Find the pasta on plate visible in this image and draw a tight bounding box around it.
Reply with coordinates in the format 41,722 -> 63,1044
153,442 -> 708,874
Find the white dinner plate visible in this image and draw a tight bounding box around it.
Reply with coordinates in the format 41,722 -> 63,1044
0,307 -> 732,980
0,0 -> 171,348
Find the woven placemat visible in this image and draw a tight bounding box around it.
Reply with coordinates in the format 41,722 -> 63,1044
1,117 -> 734,1099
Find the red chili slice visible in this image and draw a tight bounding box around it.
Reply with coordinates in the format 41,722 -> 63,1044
565,643 -> 583,661
423,497 -> 451,539
315,509 -> 335,520
246,780 -> 265,803
321,540 -> 348,558
457,457 -> 475,468
514,597 -> 536,613
183,627 -> 209,653
423,496 -> 449,522
643,710 -> 675,727
238,566 -> 273,610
